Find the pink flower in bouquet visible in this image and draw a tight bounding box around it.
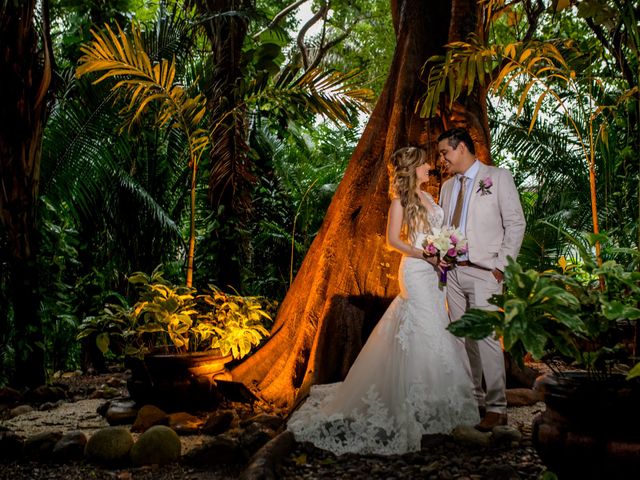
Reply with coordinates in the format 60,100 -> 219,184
422,226 -> 468,285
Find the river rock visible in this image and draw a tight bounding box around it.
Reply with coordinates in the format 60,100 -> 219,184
167,412 -> 203,434
8,405 -> 34,418
25,385 -> 67,404
452,425 -> 492,447
506,388 -> 542,407
84,426 -> 134,465
106,376 -> 126,388
241,413 -> 283,431
52,430 -> 87,462
24,431 -> 63,461
130,425 -> 181,466
183,434 -> 246,465
132,404 -> 168,432
0,430 -> 24,460
0,386 -> 22,404
90,385 -> 121,399
201,410 -> 236,435
492,425 -> 523,446
240,422 -> 277,454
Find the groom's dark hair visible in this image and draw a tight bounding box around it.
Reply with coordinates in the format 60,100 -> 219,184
437,128 -> 475,155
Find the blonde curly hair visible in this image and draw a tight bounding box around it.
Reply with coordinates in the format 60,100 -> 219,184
388,146 -> 435,242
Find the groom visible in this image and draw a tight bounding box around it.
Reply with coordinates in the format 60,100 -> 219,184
437,128 -> 525,431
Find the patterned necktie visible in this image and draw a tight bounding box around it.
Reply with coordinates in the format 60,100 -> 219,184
451,176 -> 467,228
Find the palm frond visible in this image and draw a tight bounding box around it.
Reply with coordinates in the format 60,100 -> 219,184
246,66 -> 373,127
76,21 -> 209,165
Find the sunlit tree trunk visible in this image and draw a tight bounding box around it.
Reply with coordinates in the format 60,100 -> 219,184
0,0 -> 53,386
232,0 -> 489,409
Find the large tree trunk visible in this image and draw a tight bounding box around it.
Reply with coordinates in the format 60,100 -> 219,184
0,1 -> 52,386
232,0 -> 489,409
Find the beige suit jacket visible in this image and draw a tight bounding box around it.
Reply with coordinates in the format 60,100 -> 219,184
440,163 -> 526,271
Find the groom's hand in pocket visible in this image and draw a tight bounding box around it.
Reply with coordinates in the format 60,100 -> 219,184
491,268 -> 504,282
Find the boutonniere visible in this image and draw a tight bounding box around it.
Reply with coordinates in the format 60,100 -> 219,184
476,177 -> 493,196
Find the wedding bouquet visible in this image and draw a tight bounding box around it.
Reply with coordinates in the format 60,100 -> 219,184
422,226 -> 468,285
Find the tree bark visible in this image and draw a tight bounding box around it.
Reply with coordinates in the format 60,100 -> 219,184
193,0 -> 252,289
232,0 -> 488,409
0,1 -> 53,386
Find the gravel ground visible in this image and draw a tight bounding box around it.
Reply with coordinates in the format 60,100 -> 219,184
1,371 -> 549,479
0,462 -> 242,480
277,404 -> 548,480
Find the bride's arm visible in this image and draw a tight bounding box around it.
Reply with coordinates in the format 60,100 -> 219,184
386,198 -> 429,261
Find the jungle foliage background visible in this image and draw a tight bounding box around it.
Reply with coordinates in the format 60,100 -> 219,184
0,0 -> 638,387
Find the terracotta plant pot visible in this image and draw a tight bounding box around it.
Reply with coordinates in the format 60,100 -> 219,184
126,350 -> 232,409
532,371 -> 640,478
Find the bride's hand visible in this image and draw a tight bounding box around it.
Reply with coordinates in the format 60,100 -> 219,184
437,259 -> 451,273
421,251 -> 438,267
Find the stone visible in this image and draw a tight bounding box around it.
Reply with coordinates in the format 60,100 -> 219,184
167,412 -> 203,434
0,386 -> 22,404
491,426 -> 523,445
506,388 -> 542,407
132,405 -> 168,433
8,404 -> 34,418
39,401 -> 58,411
240,413 -> 283,431
90,385 -> 121,399
26,385 -> 67,404
183,434 -> 246,465
24,431 -> 63,461
0,430 -> 24,460
240,422 -> 276,455
452,425 -> 492,447
484,464 -> 521,480
105,398 -> 139,425
84,426 -> 134,465
201,410 -> 236,435
106,376 -> 126,388
52,430 -> 87,462
130,425 -> 181,466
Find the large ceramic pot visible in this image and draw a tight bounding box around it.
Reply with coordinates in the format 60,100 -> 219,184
532,371 -> 640,478
126,350 -> 232,409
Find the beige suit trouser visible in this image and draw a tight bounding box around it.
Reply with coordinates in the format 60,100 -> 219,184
447,265 -> 507,414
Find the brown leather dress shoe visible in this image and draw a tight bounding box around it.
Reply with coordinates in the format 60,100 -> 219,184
475,412 -> 507,432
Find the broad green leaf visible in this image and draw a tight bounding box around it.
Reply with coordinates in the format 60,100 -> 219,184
96,332 -> 110,354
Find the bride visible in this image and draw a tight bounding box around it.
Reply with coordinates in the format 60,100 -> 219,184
287,146 -> 479,456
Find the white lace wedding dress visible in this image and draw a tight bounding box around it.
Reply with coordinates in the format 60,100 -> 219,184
287,192 -> 479,455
